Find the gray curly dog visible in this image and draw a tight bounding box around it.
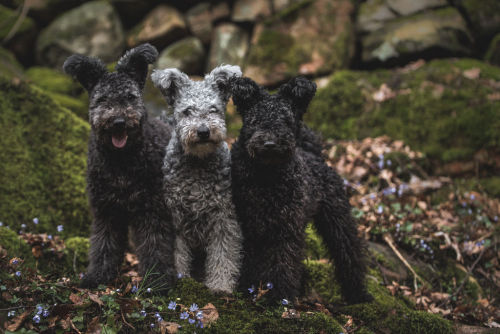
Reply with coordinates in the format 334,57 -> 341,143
151,65 -> 243,294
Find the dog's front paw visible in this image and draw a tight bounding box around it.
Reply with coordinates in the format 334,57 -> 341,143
79,274 -> 100,289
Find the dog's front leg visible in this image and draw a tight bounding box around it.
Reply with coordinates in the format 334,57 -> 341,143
175,235 -> 192,278
204,214 -> 242,294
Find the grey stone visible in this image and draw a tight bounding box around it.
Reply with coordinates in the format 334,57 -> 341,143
156,37 -> 205,75
207,23 -> 249,71
232,0 -> 272,22
127,5 -> 187,49
357,0 -> 397,33
386,0 -> 447,16
36,1 -> 125,68
186,2 -> 212,44
361,7 -> 473,64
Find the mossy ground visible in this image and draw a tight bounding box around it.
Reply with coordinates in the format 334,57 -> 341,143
306,58 -> 500,165
0,77 -> 90,237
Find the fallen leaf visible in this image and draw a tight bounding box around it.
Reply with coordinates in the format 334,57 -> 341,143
160,321 -> 180,334
463,68 -> 481,80
88,292 -> 103,306
4,310 -> 29,331
200,303 -> 219,326
282,308 -> 300,319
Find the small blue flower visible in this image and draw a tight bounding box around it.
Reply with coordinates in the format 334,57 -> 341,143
377,205 -> 383,214
33,217 -> 39,225
146,288 -> 152,293
168,301 -> 177,310
47,235 -> 53,240
42,309 -> 50,318
180,311 -> 189,320
461,202 -> 467,208
0,222 -> 3,227
248,285 -> 255,294
79,272 -> 84,279
266,282 -> 274,289
188,318 -> 195,324
131,285 -> 138,293
15,271 -> 21,277
57,225 -> 63,232
36,305 -> 43,314
281,299 -> 289,305
12,258 -> 19,265
386,159 -> 392,166
377,160 -> 384,169
189,303 -> 199,312
470,194 -> 476,201
33,314 -> 41,324
115,289 -> 121,293
150,323 -> 155,328
197,320 -> 204,328
177,272 -> 184,279
369,193 -> 376,200
7,310 -> 15,317
154,312 -> 161,319
196,311 -> 203,320
343,179 -> 349,186
468,208 -> 472,215
140,310 -> 147,317
494,216 -> 498,222
21,224 -> 26,229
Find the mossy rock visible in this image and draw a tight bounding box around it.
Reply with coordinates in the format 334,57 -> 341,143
0,227 -> 34,266
0,4 -> 35,40
485,33 -> 500,66
244,0 -> 355,86
25,66 -> 88,119
306,58 -> 500,166
0,47 -> 24,79
0,76 -> 90,237
458,0 -> 500,41
64,237 -> 89,274
167,278 -> 345,333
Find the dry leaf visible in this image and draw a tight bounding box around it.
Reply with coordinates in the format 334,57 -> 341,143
4,310 -> 29,331
200,303 -> 219,326
88,293 -> 103,306
282,308 -> 300,319
87,316 -> 102,334
463,68 -> 480,80
160,321 -> 180,334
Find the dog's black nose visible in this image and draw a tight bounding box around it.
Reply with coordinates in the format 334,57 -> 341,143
264,141 -> 276,148
197,125 -> 210,140
113,118 -> 126,127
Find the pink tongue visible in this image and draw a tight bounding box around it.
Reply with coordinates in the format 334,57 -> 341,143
112,135 -> 128,148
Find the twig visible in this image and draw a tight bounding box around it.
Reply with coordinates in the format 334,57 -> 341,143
372,254 -> 388,285
383,233 -> 425,291
438,246 -> 486,308
121,310 -> 135,330
0,306 -> 27,311
3,0 -> 32,44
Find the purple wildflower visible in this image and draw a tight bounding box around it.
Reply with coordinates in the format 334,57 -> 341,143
168,301 -> 177,310
189,303 -> 199,312
33,314 -> 40,324
180,311 -> 189,320
57,225 -> 63,232
33,217 -> 39,225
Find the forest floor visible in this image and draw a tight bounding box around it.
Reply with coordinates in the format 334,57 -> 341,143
1,136 -> 499,333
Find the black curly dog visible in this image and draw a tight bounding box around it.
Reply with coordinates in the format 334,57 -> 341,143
63,44 -> 175,290
230,76 -> 373,304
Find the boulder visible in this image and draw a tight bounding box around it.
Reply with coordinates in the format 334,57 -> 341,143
485,33 -> 500,66
186,2 -> 212,44
244,0 -> 354,86
232,0 -> 272,22
155,37 -> 205,74
207,23 -> 249,71
361,7 -> 473,64
0,47 -> 24,80
127,4 -> 187,49
0,76 -> 90,236
357,0 -> 397,33
458,0 -> 500,41
211,1 -> 230,22
305,58 -> 500,167
386,0 -> 447,16
0,4 -> 36,64
36,1 -> 125,68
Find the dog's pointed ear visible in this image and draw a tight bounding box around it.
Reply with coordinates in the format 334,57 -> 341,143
63,55 -> 107,93
230,76 -> 267,114
151,68 -> 191,105
205,64 -> 242,102
278,76 -> 317,120
116,43 -> 158,90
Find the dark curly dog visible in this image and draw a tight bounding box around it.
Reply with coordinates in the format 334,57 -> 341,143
63,44 -> 175,290
151,65 -> 242,294
230,76 -> 372,304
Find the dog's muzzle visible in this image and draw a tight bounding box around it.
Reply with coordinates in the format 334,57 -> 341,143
111,117 -> 128,149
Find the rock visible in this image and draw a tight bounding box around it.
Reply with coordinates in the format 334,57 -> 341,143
361,7 -> 473,64
244,0 -> 354,86
186,2 -> 212,44
0,4 -> 36,64
305,58 -> 500,167
486,33 -> 500,66
25,67 -> 88,119
211,2 -> 230,22
232,0 -> 272,22
0,47 -> 24,80
0,76 -> 90,236
207,23 -> 249,71
386,0 -> 447,16
127,4 -> 187,49
357,0 -> 397,33
458,0 -> 500,41
156,37 -> 205,74
110,0 -> 157,28
36,1 -> 125,68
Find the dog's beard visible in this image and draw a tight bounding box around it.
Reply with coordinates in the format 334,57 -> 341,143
180,127 -> 226,158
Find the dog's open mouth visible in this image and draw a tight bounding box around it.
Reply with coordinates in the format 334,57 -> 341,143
111,129 -> 128,148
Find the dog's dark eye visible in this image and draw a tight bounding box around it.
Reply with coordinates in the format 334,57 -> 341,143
209,107 -> 218,113
183,108 -> 192,116
95,96 -> 107,104
127,93 -> 137,100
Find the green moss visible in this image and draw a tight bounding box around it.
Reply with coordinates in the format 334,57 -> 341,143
0,4 -> 34,39
64,237 -> 89,273
25,67 -> 88,119
485,33 -> 500,65
306,59 -> 500,163
305,223 -> 329,260
0,47 -> 23,79
0,226 -> 33,265
247,29 -> 298,71
481,176 -> 500,197
0,76 -> 90,237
